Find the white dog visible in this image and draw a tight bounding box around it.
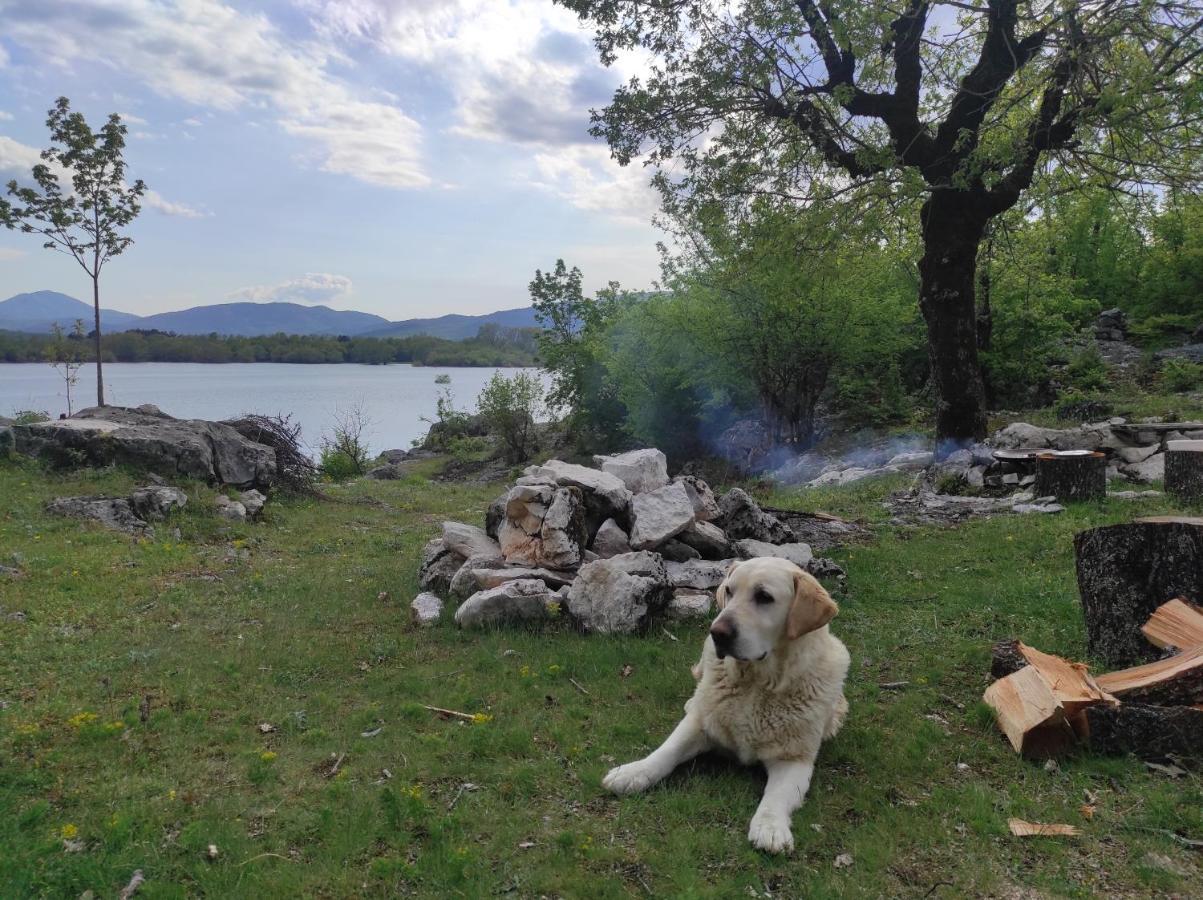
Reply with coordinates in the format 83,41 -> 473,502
602,557 -> 850,853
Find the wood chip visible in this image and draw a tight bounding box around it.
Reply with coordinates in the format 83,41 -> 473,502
1008,819 -> 1080,837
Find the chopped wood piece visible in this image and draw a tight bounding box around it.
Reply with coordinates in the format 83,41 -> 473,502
1075,520 -> 1203,666
1096,646 -> 1203,706
1085,704 -> 1203,757
983,665 -> 1075,757
1142,598 -> 1203,651
1015,643 -> 1116,712
1008,819 -> 1080,837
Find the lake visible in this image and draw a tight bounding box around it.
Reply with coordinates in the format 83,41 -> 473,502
0,362 -> 547,455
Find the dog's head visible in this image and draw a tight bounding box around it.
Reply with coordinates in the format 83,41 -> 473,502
710,557 -> 838,661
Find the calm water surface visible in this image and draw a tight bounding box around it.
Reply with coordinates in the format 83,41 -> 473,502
0,362 -> 545,455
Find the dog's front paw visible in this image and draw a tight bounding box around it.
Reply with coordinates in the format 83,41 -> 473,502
748,813 -> 794,854
602,760 -> 658,795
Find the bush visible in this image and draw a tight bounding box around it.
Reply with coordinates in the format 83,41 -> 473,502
11,410 -> 49,424
476,371 -> 544,463
1065,345 -> 1109,391
318,404 -> 371,480
1161,357 -> 1203,393
420,388 -> 481,451
318,447 -> 366,482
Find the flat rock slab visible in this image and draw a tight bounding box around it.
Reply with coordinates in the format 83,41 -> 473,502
734,539 -> 814,569
667,589 -> 713,620
594,448 -> 669,494
664,558 -> 737,590
47,496 -> 151,535
442,521 -> 502,560
524,460 -> 632,517
13,406 -> 276,488
455,579 -> 552,629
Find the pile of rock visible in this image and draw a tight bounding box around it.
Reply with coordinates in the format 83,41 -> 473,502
412,448 -> 840,632
1094,308 -> 1128,343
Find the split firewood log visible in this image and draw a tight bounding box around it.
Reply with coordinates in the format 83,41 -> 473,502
1095,645 -> 1203,706
1141,597 -> 1203,652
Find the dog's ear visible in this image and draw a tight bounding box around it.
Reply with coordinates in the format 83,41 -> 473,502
715,560 -> 742,611
786,570 -> 838,640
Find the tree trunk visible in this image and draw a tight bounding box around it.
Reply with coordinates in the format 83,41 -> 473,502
92,274 -> 105,407
976,231 -> 993,352
1085,704 -> 1203,758
918,195 -> 989,455
1035,452 -> 1106,502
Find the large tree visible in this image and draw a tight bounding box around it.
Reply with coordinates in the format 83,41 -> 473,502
558,0 -> 1203,451
1,97 -> 146,407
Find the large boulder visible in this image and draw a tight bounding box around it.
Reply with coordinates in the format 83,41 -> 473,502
498,484 -> 587,569
593,448 -> 669,494
128,486 -> 188,521
442,521 -> 501,560
674,475 -> 720,521
717,488 -> 794,544
523,460 -> 632,522
418,538 -> 464,596
564,551 -> 672,634
676,519 -> 732,559
734,539 -> 814,570
46,496 -> 151,535
455,579 -> 553,628
590,518 -> 632,558
629,482 -> 695,549
12,406 -> 276,489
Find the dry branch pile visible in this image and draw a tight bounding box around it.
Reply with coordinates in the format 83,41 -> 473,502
985,599 -> 1203,759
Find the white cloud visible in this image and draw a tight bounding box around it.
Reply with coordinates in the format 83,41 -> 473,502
229,272 -> 353,305
531,145 -> 660,225
0,0 -> 428,190
181,117 -> 203,127
0,246 -> 28,261
119,111 -> 148,125
0,111 -> 13,121
0,135 -> 204,219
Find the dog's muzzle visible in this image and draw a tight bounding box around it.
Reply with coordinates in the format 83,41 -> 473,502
710,618 -> 738,659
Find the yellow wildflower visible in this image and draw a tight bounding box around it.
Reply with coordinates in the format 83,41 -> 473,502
67,711 -> 98,729
168,789 -> 176,801
60,824 -> 78,840
260,750 -> 277,762
547,664 -> 562,675
471,713 -> 493,725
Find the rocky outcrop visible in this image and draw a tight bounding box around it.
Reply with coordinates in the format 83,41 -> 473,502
46,496 -> 152,535
12,406 -> 276,488
565,551 -> 672,634
455,579 -> 553,628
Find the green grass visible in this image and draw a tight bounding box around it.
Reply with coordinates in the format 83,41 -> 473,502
2,459 -> 1201,898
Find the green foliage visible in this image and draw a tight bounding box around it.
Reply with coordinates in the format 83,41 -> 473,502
10,409 -> 50,424
476,371 -> 544,463
1160,357 -> 1203,393
1065,345 -> 1110,391
1053,392 -> 1112,423
420,388 -> 479,451
318,405 -> 371,480
318,447 -> 366,482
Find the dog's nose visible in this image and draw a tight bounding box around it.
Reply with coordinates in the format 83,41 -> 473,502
710,619 -> 737,659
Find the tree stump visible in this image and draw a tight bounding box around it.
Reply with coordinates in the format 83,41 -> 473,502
1035,451 -> 1105,501
1165,439 -> 1203,502
1075,518 -> 1203,666
1085,704 -> 1203,757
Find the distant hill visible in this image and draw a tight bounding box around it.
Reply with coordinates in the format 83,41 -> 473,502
0,291 -> 540,340
361,306 -> 541,340
132,302 -> 391,337
0,290 -> 142,334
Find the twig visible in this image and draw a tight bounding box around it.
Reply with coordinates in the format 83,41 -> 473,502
424,705 -> 475,721
238,852 -> 294,866
569,678 -> 591,696
661,628 -> 679,642
923,881 -> 954,898
119,870 -> 145,900
326,751 -> 346,778
447,782 -> 478,810
879,681 -> 910,690
1122,825 -> 1203,849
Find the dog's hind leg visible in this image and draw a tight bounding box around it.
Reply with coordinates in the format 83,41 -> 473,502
602,716 -> 710,796
823,694 -> 848,740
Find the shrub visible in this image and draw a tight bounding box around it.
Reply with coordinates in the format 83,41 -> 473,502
476,371 -> 544,463
318,404 -> 371,480
318,447 -> 366,482
1161,357 -> 1203,393
11,409 -> 49,424
1065,345 -> 1109,391
420,388 -> 479,450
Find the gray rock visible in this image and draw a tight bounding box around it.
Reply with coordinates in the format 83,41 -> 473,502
484,491 -> 508,539
239,489 -> 266,518
12,406 -> 276,488
442,521 -> 501,560
734,539 -> 814,570
807,465 -> 901,487
590,518 -> 632,558
128,486 -> 188,521
629,482 -> 695,549
46,496 -> 151,535
667,589 -> 713,620
470,566 -> 576,591
664,558 -> 737,590
594,448 -> 669,494
455,580 -> 552,628
887,450 -> 934,470
366,463 -> 404,480
564,551 -> 672,634
1121,453 -> 1165,484
717,488 -> 794,544
1013,501 -> 1065,515
1117,444 -> 1160,465
673,475 -> 720,521
449,553 -> 508,600
523,459 -> 632,518
418,538 -> 465,596
498,485 -> 587,569
0,424 -> 14,457
215,495 -> 247,521
966,466 -> 986,489
659,538 -> 702,562
676,519 -> 732,559
410,592 -> 443,626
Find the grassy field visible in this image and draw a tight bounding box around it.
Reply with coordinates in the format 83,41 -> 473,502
2,457 -> 1202,898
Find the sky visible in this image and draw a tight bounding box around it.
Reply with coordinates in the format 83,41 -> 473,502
0,0 -> 663,319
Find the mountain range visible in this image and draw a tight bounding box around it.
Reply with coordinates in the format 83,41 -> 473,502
0,291 -> 540,340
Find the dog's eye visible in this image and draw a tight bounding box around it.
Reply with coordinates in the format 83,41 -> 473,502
753,587 -> 774,605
